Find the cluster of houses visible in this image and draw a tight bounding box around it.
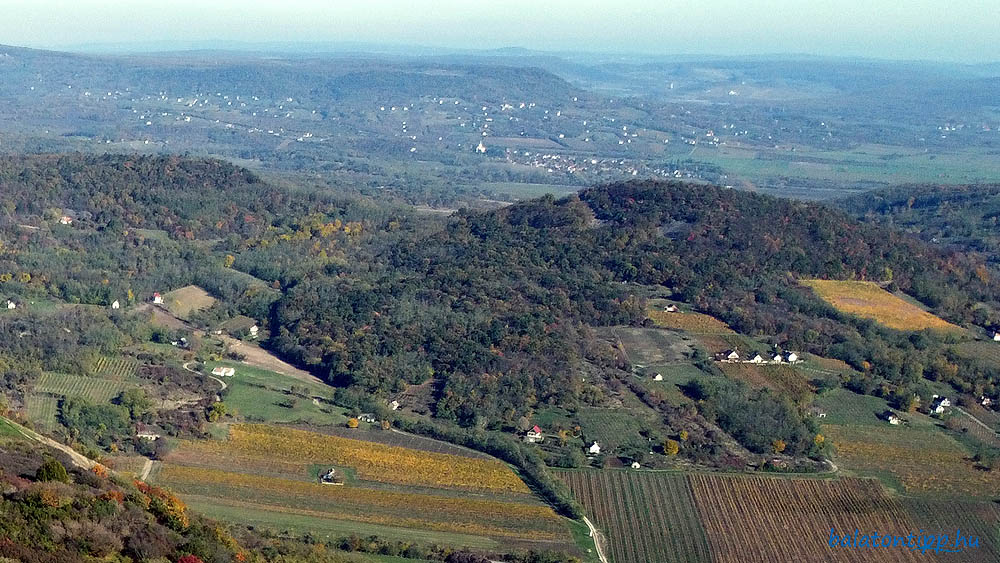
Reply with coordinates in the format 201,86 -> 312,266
717,349 -> 800,365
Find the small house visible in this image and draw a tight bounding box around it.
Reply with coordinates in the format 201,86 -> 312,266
747,353 -> 765,364
211,366 -> 235,378
663,304 -> 679,313
886,413 -> 901,425
152,292 -> 164,305
248,325 -> 259,338
525,425 -> 544,443
931,395 -> 951,414
981,396 -> 993,407
320,468 -> 343,485
587,442 -> 601,455
653,373 -> 664,381
786,352 -> 800,363
59,215 -> 73,225
723,350 -> 740,362
771,354 -> 783,364
389,400 -> 400,411
136,424 -> 161,441
476,141 -> 487,154
5,300 -> 15,310
993,332 -> 1000,342
357,413 -> 377,424
111,300 -> 120,310
630,461 -> 641,469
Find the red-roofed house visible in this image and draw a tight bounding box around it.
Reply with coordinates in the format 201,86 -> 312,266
525,425 -> 544,443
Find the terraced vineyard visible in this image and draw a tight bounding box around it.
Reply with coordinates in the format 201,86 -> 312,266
559,470 -> 710,563
92,356 -> 139,380
34,372 -> 133,402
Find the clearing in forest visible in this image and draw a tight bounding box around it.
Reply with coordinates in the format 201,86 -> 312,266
160,285 -> 217,319
801,279 -> 960,332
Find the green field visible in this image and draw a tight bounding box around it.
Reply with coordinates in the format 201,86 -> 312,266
812,388 -> 892,426
206,361 -> 346,424
34,372 -> 134,402
576,408 -> 647,455
161,285 -> 217,319
603,326 -> 693,366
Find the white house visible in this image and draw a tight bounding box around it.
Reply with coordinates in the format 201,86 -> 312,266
211,366 -> 236,378
993,332 -> 1000,342
931,395 -> 951,414
476,141 -> 487,154
111,300 -> 120,310
786,352 -> 800,363
5,300 -> 15,310
771,354 -> 783,364
663,304 -> 679,313
630,461 -> 641,469
389,400 -> 400,411
887,413 -> 901,425
248,325 -> 259,338
152,292 -> 164,304
981,396 -> 993,407
587,442 -> 601,455
525,425 -> 544,444
723,350 -> 740,362
653,373 -> 664,381
747,354 -> 765,364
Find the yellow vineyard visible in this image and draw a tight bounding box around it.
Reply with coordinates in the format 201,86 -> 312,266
156,464 -> 564,540
801,279 -> 960,332
174,424 -> 530,493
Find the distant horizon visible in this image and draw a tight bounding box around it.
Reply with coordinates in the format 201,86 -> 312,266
0,1 -> 997,64
4,40 -> 998,68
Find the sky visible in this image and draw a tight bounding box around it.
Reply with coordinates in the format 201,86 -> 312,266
0,0 -> 997,63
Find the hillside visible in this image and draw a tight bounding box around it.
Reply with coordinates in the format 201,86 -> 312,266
839,183 -> 1000,262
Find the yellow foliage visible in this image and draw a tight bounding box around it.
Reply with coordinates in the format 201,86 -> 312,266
647,308 -> 734,334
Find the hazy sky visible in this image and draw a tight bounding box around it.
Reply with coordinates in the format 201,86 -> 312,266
1,0 -> 997,62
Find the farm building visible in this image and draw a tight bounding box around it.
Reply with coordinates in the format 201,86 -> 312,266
630,461 -> 641,469
524,425 -> 544,443
320,468 -> 343,485
588,442 -> 601,455
218,315 -> 260,339
930,395 -> 951,414
663,304 -> 679,313
883,411 -> 901,425
136,424 -> 162,441
5,300 -> 15,310
389,400 -> 400,411
111,300 -> 120,310
152,292 -> 164,304
993,332 -> 1000,342
653,373 -> 664,381
211,366 -> 236,377
981,396 -> 993,407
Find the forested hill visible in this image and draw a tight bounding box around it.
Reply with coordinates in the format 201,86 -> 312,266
270,180 -> 1000,430
838,183 -> 1000,262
